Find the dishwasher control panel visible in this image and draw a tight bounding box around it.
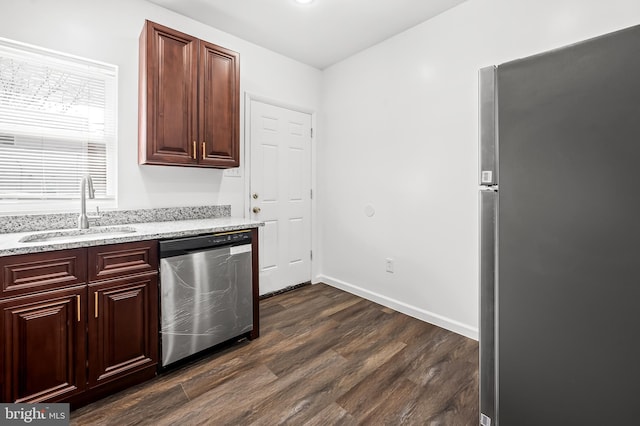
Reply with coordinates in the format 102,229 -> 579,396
159,230 -> 252,258
211,231 -> 252,245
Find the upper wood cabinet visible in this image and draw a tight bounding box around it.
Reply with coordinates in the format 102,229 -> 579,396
138,20 -> 240,168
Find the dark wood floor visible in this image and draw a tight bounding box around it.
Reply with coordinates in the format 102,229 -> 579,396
71,283 -> 479,425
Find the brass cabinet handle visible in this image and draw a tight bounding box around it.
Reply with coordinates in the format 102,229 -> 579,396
202,141 -> 206,159
192,141 -> 197,160
76,295 -> 81,322
95,292 -> 98,318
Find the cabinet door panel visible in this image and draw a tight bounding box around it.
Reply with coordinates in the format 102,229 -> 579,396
0,287 -> 86,403
88,275 -> 158,388
140,20 -> 198,165
199,41 -> 240,168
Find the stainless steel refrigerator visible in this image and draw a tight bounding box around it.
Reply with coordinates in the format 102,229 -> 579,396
479,24 -> 640,426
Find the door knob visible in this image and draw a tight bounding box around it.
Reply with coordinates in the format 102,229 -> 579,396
252,207 -> 261,214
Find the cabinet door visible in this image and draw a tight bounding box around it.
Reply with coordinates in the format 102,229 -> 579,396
139,20 -> 198,165
199,40 -> 240,168
0,286 -> 86,403
87,274 -> 158,389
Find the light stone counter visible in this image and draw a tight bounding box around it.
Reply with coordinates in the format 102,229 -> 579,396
0,217 -> 263,257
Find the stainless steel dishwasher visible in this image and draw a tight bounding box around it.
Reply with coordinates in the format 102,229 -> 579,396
159,230 -> 253,368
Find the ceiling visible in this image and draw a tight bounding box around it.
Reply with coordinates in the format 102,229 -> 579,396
146,0 -> 468,69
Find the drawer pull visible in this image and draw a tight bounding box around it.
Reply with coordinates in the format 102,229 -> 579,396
76,295 -> 81,322
95,292 -> 98,318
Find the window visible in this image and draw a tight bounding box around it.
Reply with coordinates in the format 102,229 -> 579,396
0,37 -> 117,213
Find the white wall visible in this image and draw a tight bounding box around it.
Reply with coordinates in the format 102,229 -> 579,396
318,0 -> 640,339
0,0 -> 321,217
4,0 -> 640,338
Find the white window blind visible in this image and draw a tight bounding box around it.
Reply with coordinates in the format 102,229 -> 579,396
0,37 -> 117,211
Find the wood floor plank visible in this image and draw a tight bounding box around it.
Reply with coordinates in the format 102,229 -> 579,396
70,283 -> 479,425
200,349 -> 349,425
332,309 -> 420,361
259,300 -> 287,318
304,402 -> 360,426
335,324 -> 449,419
315,291 -> 362,317
155,364 -> 279,426
70,383 -> 189,426
259,294 -> 337,336
279,339 -> 408,424
267,282 -> 328,308
241,350 -> 350,425
358,377 -> 421,425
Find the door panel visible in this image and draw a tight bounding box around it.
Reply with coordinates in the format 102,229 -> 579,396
261,221 -> 278,270
479,66 -> 497,185
250,100 -> 312,294
143,21 -> 198,164
479,190 -> 497,424
88,275 -> 158,389
497,25 -> 640,426
199,41 -> 240,167
0,286 -> 86,403
159,246 -> 253,366
261,145 -> 279,201
288,147 -> 304,200
288,218 -> 304,264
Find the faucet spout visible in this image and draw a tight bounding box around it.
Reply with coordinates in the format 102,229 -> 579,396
78,174 -> 95,229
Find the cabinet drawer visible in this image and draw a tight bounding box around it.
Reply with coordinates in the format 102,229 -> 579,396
88,241 -> 158,282
0,249 -> 87,299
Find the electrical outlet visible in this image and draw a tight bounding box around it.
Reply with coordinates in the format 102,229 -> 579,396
385,258 -> 394,273
223,167 -> 241,177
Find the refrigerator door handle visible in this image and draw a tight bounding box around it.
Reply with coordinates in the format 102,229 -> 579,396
479,189 -> 498,425
479,66 -> 498,186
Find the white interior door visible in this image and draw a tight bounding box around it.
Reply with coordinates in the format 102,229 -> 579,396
250,99 -> 312,294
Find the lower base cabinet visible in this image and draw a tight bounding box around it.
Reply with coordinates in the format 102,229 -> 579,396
0,241 -> 158,406
88,274 -> 158,389
0,286 -> 87,403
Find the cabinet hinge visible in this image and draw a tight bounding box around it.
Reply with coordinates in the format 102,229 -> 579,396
310,250 -> 313,261
310,128 -> 313,138
310,189 -> 313,199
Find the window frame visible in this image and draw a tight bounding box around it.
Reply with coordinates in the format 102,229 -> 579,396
0,36 -> 118,214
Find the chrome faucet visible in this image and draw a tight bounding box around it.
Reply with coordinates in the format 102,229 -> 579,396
78,174 -> 95,229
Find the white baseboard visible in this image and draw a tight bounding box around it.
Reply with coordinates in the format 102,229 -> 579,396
315,274 -> 478,341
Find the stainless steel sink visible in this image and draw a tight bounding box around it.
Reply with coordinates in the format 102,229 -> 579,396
19,226 -> 137,243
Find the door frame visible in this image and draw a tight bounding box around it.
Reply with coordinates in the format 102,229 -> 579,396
243,92 -> 318,288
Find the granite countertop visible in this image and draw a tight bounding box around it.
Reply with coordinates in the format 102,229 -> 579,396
0,217 -> 263,257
